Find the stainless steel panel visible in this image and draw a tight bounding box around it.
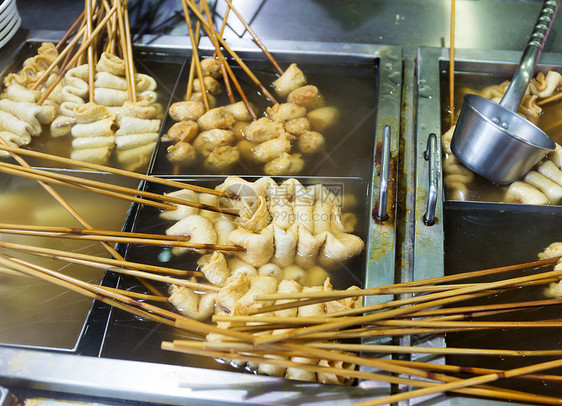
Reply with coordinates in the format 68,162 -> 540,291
0,171 -> 138,351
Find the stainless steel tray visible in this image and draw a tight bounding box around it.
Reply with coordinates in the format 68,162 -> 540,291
103,175 -> 369,367
415,47 -> 562,402
0,36 -> 403,405
103,38 -> 403,382
415,47 -> 562,279
152,45 -> 380,179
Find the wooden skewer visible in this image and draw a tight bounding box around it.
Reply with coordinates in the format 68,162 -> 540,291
0,223 -> 190,243
213,314 -> 344,325
1,254 -> 253,342
0,162 -> 177,211
184,0 -> 278,104
202,1 -> 256,118
297,326 -> 487,341
257,282 -> 544,301
56,255 -> 219,292
77,19 -> 88,66
86,0 -> 95,102
0,161 -> 239,215
214,313 -> 562,331
251,288 -> 498,319
308,342 -> 562,357
255,255 -> 562,302
352,358 -> 562,406
537,91 -> 562,106
59,39 -> 80,74
102,0 -> 116,54
0,267 -> 26,277
218,46 -> 258,119
254,267 -> 562,345
217,0 -> 231,37
102,286 -> 168,302
282,342 -> 562,405
115,0 -> 135,102
181,0 -> 209,110
223,0 -> 283,75
200,1 -> 236,105
231,322 -> 484,337
0,240 -> 201,277
184,1 -> 203,101
0,227 -> 244,253
0,240 -> 217,291
0,144 -> 238,200
396,297 -> 562,320
449,0 -> 456,125
56,11 -> 85,50
123,6 -> 137,103
213,2 -> 235,103
389,359 -> 562,385
0,254 -> 181,326
37,4 -> 118,105
31,25 -> 88,90
200,340 -> 562,367
370,318 -> 562,329
419,307 -> 545,322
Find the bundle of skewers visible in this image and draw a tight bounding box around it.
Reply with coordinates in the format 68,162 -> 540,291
1,161 -> 562,405
0,1 -> 560,405
163,0 -> 340,174
0,141 -> 559,404
0,0 -> 162,171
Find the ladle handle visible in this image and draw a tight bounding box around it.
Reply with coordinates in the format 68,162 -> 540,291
500,0 -> 559,112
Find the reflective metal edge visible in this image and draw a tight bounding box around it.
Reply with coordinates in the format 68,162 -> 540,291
0,385 -> 13,406
414,47 -> 445,282
0,347 -> 390,405
365,45 -> 402,305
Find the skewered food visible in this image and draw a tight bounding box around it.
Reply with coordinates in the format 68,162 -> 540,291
504,181 -> 549,205
272,63 -> 307,97
70,102 -> 116,164
165,214 -> 218,255
0,41 -> 163,171
164,58 -> 341,174
168,285 -> 217,320
169,100 -> 206,121
162,177 -> 364,276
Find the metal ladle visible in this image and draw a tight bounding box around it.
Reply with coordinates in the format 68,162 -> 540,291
451,0 -> 559,185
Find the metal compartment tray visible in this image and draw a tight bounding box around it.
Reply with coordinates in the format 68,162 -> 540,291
414,47 -> 562,402
0,37 -> 403,406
